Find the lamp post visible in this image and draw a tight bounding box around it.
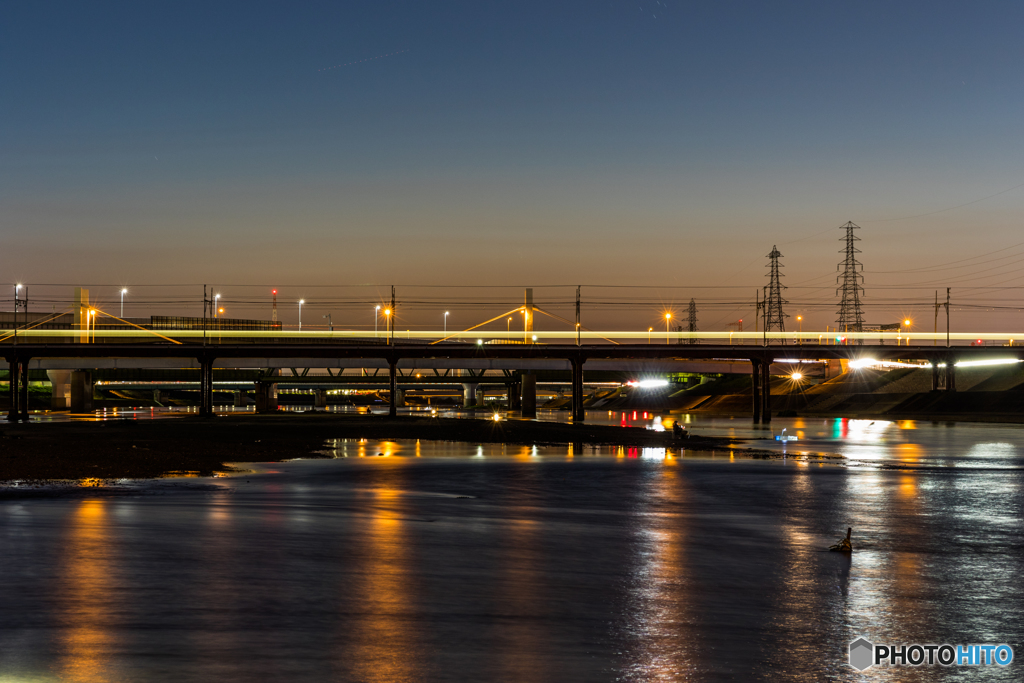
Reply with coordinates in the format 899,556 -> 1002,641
120,288 -> 128,318
797,315 -> 802,345
298,300 -> 304,330
507,317 -> 512,335
902,319 -> 911,347
665,313 -> 672,344
648,327 -> 653,344
444,311 -> 449,338
323,313 -> 333,331
384,308 -> 391,337
213,294 -> 220,318
375,306 -> 380,337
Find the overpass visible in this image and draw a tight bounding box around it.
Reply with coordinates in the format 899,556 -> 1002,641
4,334 -> 1018,424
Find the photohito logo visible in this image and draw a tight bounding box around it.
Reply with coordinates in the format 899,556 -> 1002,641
849,638 -> 1014,670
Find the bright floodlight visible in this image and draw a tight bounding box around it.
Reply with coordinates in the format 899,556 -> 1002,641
299,299 -> 305,304
477,339 -> 483,345
665,313 -> 671,319
384,309 -> 390,315
904,319 -> 911,326
121,288 -> 128,294
628,379 -> 669,389
791,372 -> 803,380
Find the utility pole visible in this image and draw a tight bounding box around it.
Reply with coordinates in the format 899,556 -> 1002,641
946,287 -> 950,347
687,298 -> 698,345
576,285 -> 581,346
933,290 -> 939,346
390,286 -> 396,346
836,221 -> 865,345
203,285 -> 208,346
764,246 -> 788,344
272,289 -> 278,323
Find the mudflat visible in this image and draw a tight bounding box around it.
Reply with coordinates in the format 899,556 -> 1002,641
0,413 -> 742,481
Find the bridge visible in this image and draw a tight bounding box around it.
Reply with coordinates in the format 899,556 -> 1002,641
4,331 -> 1020,424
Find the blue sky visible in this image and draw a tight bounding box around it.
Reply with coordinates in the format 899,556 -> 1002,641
3,1 -> 1024,329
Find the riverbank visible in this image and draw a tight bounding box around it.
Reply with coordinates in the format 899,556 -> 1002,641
0,413 -> 760,481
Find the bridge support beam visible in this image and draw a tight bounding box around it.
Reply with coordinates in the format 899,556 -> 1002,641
570,357 -> 586,423
70,371 -> 93,413
7,358 -> 21,421
388,359 -> 398,417
313,388 -> 327,408
199,358 -> 214,417
751,360 -> 761,424
462,383 -> 479,409
521,373 -> 537,418
761,360 -> 772,424
508,381 -> 521,410
47,370 -> 72,410
945,358 -> 956,392
255,382 -> 277,413
236,390 -> 247,408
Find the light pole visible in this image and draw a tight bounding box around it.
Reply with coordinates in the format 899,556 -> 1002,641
375,306 -> 380,337
384,308 -> 391,337
507,317 -> 512,334
444,311 -> 449,338
665,313 -> 672,344
323,313 -> 333,331
214,294 -> 221,318
298,300 -> 304,330
902,318 -> 911,346
648,327 -> 653,344
797,315 -> 802,345
120,288 -> 128,318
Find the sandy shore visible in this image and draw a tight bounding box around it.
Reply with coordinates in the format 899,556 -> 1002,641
0,413 -> 761,481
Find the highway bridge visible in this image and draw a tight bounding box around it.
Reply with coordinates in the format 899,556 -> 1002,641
4,332 -> 1020,424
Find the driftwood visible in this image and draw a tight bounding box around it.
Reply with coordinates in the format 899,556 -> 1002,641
829,527 -> 853,553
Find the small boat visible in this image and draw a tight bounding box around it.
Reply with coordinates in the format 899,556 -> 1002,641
774,428 -> 799,442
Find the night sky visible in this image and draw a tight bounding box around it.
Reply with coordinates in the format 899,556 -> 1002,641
4,1 -> 1024,330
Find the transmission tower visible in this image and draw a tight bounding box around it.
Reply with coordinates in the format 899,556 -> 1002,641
836,221 -> 865,343
764,245 -> 787,341
687,298 -> 698,344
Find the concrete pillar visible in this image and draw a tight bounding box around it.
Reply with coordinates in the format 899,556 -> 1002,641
761,360 -> 772,424
462,383 -> 479,408
153,389 -> 163,405
751,360 -> 761,424
394,388 -> 405,407
388,359 -> 398,417
48,369 -> 72,410
508,381 -> 521,410
255,382 -> 278,413
945,358 -> 956,392
6,358 -> 21,421
235,390 -> 246,407
571,356 -> 586,422
70,371 -> 94,413
521,373 -> 537,418
475,384 -> 485,408
931,362 -> 940,391
199,358 -> 215,416
18,360 -> 29,421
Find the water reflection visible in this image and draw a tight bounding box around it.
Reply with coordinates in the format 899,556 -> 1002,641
621,464 -> 699,681
57,500 -> 116,683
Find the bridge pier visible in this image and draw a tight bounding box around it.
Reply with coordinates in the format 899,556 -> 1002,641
6,358 -> 21,421
255,382 -> 277,413
508,380 -> 521,410
70,371 -> 93,413
236,390 -> 247,408
199,357 -> 214,417
462,383 -> 479,409
388,359 -> 398,417
751,359 -> 761,424
521,373 -> 537,418
945,357 -> 957,392
570,357 -> 586,423
761,359 -> 772,424
47,370 -> 71,410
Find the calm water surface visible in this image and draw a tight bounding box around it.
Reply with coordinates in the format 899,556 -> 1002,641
1,424 -> 1022,681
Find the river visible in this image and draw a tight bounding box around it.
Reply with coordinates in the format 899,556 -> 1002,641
1,417 -> 1022,681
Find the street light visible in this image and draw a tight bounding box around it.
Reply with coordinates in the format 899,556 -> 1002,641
902,318 -> 911,347
797,315 -> 802,345
375,305 -> 381,337
299,300 -> 304,330
323,313 -> 333,331
444,311 -> 449,338
120,288 -> 128,318
665,313 -> 672,344
384,308 -> 391,337
648,327 -> 653,344
214,294 -> 221,318
507,317 -> 512,334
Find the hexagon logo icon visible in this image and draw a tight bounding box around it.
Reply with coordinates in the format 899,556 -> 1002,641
849,638 -> 874,671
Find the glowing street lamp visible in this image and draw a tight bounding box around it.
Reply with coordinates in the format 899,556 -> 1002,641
444,311 -> 449,337
120,288 -> 128,318
298,300 -> 305,330
384,308 -> 391,337
648,327 -> 653,344
665,313 -> 672,344
213,294 -> 221,318
797,315 -> 802,345
507,317 -> 512,334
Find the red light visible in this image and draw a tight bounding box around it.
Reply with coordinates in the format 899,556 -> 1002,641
272,290 -> 277,295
